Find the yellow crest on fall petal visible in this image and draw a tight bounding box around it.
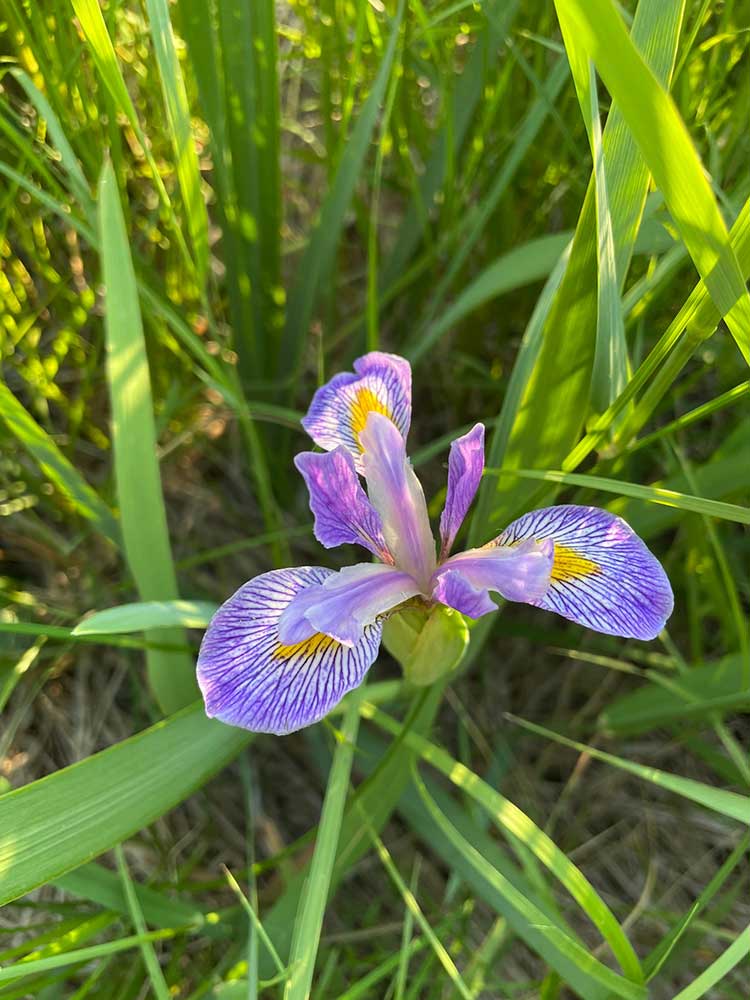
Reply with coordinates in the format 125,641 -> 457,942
550,544 -> 602,582
350,387 -> 392,448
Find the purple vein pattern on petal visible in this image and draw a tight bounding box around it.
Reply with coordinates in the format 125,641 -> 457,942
279,562 -> 421,648
295,448 -> 391,562
439,422 -> 485,557
432,538 -> 554,619
360,412 -> 436,590
496,505 -> 674,640
301,352 -> 411,472
197,567 -> 382,735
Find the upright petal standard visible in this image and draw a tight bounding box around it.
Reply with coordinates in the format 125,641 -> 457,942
197,351 -> 674,735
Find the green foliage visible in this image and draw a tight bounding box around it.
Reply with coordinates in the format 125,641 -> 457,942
1,0 -> 749,997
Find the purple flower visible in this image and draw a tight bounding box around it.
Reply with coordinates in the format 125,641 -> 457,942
197,352 -> 673,735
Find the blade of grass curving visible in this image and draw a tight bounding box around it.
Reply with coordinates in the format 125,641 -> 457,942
416,233 -> 570,359
565,194 -> 750,466
144,0 -> 209,283
496,467 -> 750,524
0,703 -> 251,907
72,601 -> 218,635
363,703 -> 643,984
362,815 -> 473,1000
71,0 -> 195,276
671,924 -> 750,1000
7,67 -> 94,218
0,383 -> 119,545
258,686 -> 444,979
115,845 -> 171,1000
98,160 -> 196,712
625,381 -> 750,454
506,715 -> 750,824
474,0 -> 685,535
281,0 -> 405,377
356,725 -> 611,1000
601,655 -> 750,735
283,698 -> 361,1000
0,931 -> 178,985
643,833 -> 750,980
410,770 -> 646,1000
555,0 -> 750,364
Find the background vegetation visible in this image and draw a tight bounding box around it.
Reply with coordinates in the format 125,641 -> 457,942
1,0 -> 749,996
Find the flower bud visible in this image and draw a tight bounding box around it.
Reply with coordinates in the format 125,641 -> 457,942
382,604 -> 469,686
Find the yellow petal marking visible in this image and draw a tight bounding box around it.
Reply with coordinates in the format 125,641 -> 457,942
551,544 -> 602,582
273,632 -> 338,662
350,386 -> 392,449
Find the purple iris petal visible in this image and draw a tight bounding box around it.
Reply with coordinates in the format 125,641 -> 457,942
301,352 -> 411,472
295,448 -> 391,562
439,422 -> 485,558
497,505 -> 674,640
432,538 -> 554,618
197,567 -> 382,735
360,412 -> 437,590
279,562 -> 421,647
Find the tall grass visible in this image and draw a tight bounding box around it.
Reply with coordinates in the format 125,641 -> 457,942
0,0 -> 749,997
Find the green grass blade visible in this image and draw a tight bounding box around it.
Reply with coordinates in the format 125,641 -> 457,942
601,655 -> 750,735
7,67 -> 94,217
557,0 -> 750,364
671,924 -> 750,1000
115,845 -> 171,1000
507,715 -> 750,824
98,160 -> 196,712
71,0 -> 195,275
475,0 -> 685,534
73,601 -> 218,635
363,704 -> 643,984
283,698 -> 361,1000
497,467 -> 750,524
0,703 -> 250,906
0,382 -> 120,545
144,0 -> 209,282
410,770 -> 646,1000
282,0 -> 405,376
414,233 -> 570,361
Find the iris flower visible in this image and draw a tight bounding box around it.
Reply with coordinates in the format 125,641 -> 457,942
198,352 -> 673,734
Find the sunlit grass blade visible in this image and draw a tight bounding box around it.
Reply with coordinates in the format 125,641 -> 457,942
71,0 -> 195,275
0,931 -> 177,985
7,67 -> 94,217
671,924 -> 750,1000
0,382 -> 119,545
283,698 -> 361,1000
282,0 -> 405,377
498,467 -> 750,524
73,601 -> 218,635
643,833 -> 750,980
144,0 -> 209,283
410,770 -> 646,1000
98,160 -> 196,712
476,0 -> 685,534
0,703 -> 250,907
362,703 -> 643,984
556,0 -> 750,364
507,715 -> 750,824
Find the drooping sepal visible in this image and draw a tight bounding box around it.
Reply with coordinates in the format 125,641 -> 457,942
197,567 -> 382,735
